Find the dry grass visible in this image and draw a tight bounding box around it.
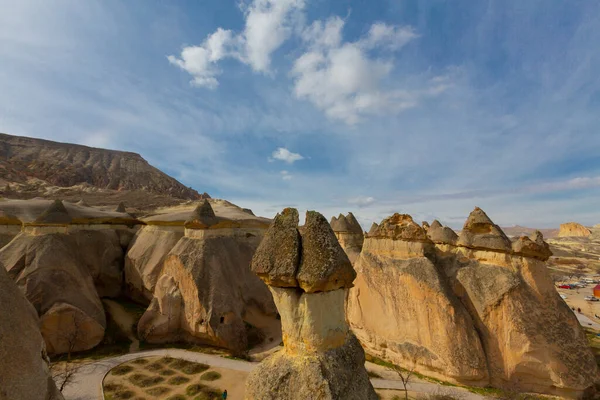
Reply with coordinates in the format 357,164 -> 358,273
170,359 -> 210,375
200,371 -> 222,381
110,365 -> 133,376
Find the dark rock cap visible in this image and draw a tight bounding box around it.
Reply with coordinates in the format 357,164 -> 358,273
115,202 -> 127,213
457,207 -> 511,252
184,200 -> 219,229
251,208 -> 301,288
427,220 -> 458,245
34,200 -> 72,225
512,230 -> 552,261
297,211 -> 356,293
367,213 -> 429,241
422,221 -> 430,231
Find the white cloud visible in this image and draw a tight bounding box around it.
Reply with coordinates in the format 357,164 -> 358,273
291,18 -> 422,124
280,170 -> 293,180
168,0 -> 304,87
271,147 -> 304,163
348,196 -> 376,207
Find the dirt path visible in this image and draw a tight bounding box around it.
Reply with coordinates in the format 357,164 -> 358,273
102,299 -> 140,352
62,348 -> 487,400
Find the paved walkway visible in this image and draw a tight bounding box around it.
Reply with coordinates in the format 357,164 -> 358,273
62,348 -> 486,400
575,311 -> 600,330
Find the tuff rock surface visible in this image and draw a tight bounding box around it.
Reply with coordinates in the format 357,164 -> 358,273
245,209 -> 377,400
558,222 -> 592,238
0,265 -> 64,400
330,212 -> 364,264
348,208 -> 598,398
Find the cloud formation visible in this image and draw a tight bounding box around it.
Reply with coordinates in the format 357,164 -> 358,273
168,0 -> 304,88
270,147 -> 304,163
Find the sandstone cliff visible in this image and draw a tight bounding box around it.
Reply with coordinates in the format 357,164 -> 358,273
348,209 -> 598,398
0,262 -> 64,400
136,200 -> 278,353
558,222 -> 592,237
245,209 -> 377,400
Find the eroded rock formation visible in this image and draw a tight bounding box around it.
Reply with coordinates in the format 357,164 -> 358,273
558,222 -> 592,238
0,262 -> 64,400
0,199 -> 139,355
137,200 -> 277,353
348,209 -> 598,398
330,212 -> 364,264
245,209 -> 377,400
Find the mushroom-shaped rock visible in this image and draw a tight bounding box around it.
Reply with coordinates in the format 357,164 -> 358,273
115,202 -> 127,213
427,220 -> 459,245
458,207 -> 511,252
34,200 -> 72,225
368,213 -> 429,241
297,211 -> 356,293
251,208 -> 300,288
184,200 -> 219,229
512,231 -> 552,261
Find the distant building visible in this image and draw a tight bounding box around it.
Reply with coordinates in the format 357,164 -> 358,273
593,284 -> 600,298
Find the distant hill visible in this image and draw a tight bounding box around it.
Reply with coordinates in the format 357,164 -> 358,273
500,225 -> 559,239
0,133 -> 208,209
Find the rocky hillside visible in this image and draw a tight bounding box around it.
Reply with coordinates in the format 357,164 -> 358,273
0,133 -> 207,206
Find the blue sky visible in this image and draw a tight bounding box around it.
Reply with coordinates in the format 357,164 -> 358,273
1,0 -> 599,229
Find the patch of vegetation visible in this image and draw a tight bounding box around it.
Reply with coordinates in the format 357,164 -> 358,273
111,365 -> 134,376
366,354 -> 455,387
128,373 -> 165,388
465,386 -> 504,396
104,383 -> 125,393
144,362 -> 164,372
170,359 -> 210,375
193,387 -> 223,400
168,375 -> 191,385
161,356 -> 175,364
223,354 -> 250,361
159,369 -> 176,376
104,389 -> 135,400
131,358 -> 149,365
186,384 -> 206,396
144,386 -> 171,397
166,395 -> 187,400
200,371 -> 222,381
367,370 -> 382,378
584,328 -> 600,368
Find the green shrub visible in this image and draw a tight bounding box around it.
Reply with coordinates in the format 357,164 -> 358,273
166,395 -> 187,400
200,371 -> 222,381
170,359 -> 210,375
111,365 -> 133,376
367,370 -> 382,378
161,356 -> 175,364
159,369 -> 176,376
186,384 -> 206,396
168,375 -> 190,385
131,358 -> 149,365
128,373 -> 165,387
144,362 -> 163,372
106,389 -> 135,399
144,386 -> 171,396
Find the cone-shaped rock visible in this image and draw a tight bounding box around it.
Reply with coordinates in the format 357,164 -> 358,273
0,210 -> 21,225
368,222 -> 378,236
251,208 -> 300,287
184,200 -> 219,229
115,202 -> 127,213
512,230 -> 552,261
367,213 -> 429,241
422,221 -> 430,231
458,207 -> 511,251
297,211 -> 356,293
427,220 -> 459,245
34,200 -> 71,225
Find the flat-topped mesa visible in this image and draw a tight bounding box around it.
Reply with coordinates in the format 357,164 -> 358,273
427,219 -> 459,245
246,208 -> 376,400
457,207 -> 511,252
183,200 -> 220,229
366,213 -> 429,242
33,200 -> 72,225
512,230 -> 553,261
252,209 -> 355,293
558,222 -> 591,237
